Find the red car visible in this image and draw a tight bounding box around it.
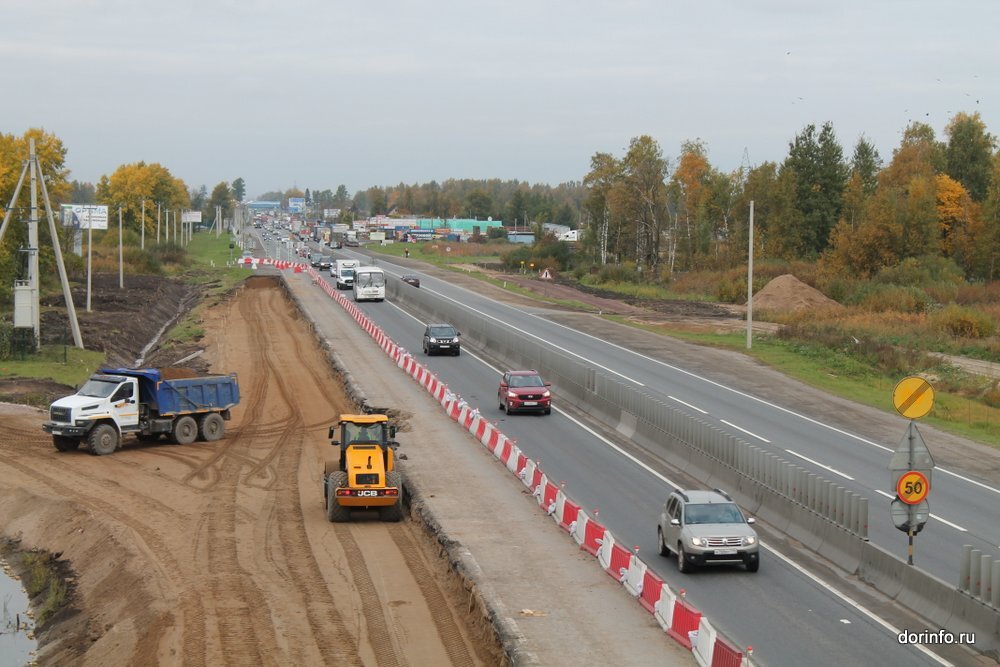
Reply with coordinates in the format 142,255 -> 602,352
498,370 -> 551,415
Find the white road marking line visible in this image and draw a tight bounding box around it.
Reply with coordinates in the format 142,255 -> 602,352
668,395 -> 708,414
874,490 -> 967,531
350,255 -> 645,387
785,449 -> 855,481
719,419 -> 771,443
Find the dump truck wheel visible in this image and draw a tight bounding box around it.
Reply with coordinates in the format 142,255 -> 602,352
326,471 -> 351,523
198,413 -> 225,442
53,435 -> 79,452
88,424 -> 119,456
379,472 -> 404,522
172,416 -> 198,445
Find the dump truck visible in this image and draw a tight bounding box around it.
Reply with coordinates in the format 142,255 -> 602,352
322,414 -> 403,522
42,368 -> 240,456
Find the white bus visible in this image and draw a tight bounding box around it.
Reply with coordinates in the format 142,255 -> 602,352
353,266 -> 386,302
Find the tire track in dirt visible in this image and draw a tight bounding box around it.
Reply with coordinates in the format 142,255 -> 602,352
189,290 -> 292,666
187,283 -> 362,665
244,286 -> 363,666
334,524 -> 402,667
389,527 -> 477,667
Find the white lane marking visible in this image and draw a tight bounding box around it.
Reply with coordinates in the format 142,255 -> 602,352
374,296 -> 951,666
874,490 -> 967,532
524,311 -> 1000,499
374,272 -> 644,386
668,395 -> 708,414
719,419 -> 771,443
785,449 -> 856,481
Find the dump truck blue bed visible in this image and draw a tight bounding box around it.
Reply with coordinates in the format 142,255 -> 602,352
100,368 -> 240,416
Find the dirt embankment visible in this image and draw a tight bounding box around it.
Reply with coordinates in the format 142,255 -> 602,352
0,276 -> 497,666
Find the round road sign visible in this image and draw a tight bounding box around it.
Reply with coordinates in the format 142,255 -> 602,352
896,471 -> 930,505
892,376 -> 934,419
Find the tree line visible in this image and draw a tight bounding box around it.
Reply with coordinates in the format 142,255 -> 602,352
2,110 -> 998,309
581,114 -> 998,283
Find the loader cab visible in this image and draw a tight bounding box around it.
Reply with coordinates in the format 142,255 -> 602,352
328,419 -> 396,446
329,415 -> 397,470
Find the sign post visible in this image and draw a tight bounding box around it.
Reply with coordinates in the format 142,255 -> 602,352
888,376 -> 936,565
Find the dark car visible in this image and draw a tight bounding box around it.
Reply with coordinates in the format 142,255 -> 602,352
309,253 -> 324,267
498,370 -> 551,415
318,256 -> 333,270
401,275 -> 421,288
422,323 -> 460,356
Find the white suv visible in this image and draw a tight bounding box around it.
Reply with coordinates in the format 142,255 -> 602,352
657,488 -> 760,573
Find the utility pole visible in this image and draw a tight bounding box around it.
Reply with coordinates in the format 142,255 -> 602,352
0,138 -> 84,348
118,206 -> 124,288
141,199 -> 146,249
87,208 -> 93,311
157,202 -> 161,243
746,200 -> 754,349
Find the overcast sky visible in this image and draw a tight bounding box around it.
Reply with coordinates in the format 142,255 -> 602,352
5,1 -> 998,199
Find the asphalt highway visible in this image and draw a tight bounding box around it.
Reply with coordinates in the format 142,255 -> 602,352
260,235 -> 985,665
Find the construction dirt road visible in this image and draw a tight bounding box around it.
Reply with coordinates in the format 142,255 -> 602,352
1,272 -> 694,667
0,279 -> 499,666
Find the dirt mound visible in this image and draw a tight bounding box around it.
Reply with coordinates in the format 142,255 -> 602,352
753,274 -> 842,312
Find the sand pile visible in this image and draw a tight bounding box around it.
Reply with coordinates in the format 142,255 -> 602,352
752,274 -> 842,312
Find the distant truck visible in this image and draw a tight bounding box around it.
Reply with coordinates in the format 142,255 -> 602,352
333,259 -> 359,290
42,368 -> 240,455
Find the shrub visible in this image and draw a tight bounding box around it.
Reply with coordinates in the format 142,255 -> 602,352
930,305 -> 997,338
848,284 -> 932,313
983,382 -> 1000,409
874,256 -> 965,287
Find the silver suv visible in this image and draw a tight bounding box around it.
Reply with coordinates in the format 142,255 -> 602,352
657,489 -> 759,573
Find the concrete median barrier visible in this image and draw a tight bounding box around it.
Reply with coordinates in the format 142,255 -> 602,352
858,542 -> 907,599
785,503 -> 826,553
816,521 -> 864,575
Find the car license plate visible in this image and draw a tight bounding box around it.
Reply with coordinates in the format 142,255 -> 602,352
523,401 -> 537,406
714,549 -> 737,555
52,430 -> 64,436
439,344 -> 450,348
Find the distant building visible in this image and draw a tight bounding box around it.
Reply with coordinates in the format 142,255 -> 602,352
247,200 -> 281,210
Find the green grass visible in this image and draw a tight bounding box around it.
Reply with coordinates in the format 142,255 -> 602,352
368,241 -> 505,267
605,315 -> 1000,448
578,277 -> 712,301
0,344 -> 107,388
21,551 -> 69,626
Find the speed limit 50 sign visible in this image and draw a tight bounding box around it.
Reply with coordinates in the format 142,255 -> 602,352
896,471 -> 930,505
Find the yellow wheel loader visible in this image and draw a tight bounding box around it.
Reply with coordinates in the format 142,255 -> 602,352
323,414 -> 403,522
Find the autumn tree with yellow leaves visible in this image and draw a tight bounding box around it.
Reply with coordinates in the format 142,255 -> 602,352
95,162 -> 189,242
